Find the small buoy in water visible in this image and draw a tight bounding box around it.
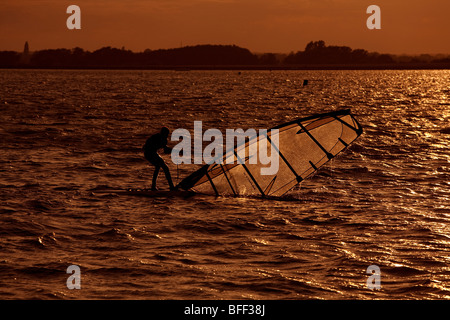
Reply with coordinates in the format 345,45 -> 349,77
303,79 -> 308,86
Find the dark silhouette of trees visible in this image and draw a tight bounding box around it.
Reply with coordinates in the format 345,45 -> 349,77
0,41 -> 448,69
0,44 -> 258,68
30,49 -> 72,67
89,46 -> 135,67
138,45 -> 258,66
70,47 -> 88,66
258,53 -> 279,65
284,40 -> 394,65
0,51 -> 20,67
0,45 -> 259,68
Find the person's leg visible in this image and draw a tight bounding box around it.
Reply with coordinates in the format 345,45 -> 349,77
146,152 -> 162,190
161,162 -> 175,190
151,165 -> 160,190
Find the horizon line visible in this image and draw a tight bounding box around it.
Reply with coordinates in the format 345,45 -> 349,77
3,42 -> 450,57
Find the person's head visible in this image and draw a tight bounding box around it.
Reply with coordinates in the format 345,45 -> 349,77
160,126 -> 170,138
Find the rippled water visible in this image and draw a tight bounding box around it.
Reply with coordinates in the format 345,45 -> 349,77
0,69 -> 449,299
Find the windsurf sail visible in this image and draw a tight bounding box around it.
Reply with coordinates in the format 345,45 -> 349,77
177,109 -> 363,197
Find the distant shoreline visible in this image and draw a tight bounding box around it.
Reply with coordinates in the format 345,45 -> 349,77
2,42 -> 449,71
1,63 -> 449,71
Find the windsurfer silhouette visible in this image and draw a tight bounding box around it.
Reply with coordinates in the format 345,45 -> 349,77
143,127 -> 176,191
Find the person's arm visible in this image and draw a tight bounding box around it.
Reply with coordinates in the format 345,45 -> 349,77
163,146 -> 172,154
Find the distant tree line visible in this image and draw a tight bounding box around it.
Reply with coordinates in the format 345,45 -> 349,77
0,45 -> 258,68
284,40 -> 394,64
0,41 -> 449,68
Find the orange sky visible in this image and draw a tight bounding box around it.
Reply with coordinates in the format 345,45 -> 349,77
1,0 -> 449,54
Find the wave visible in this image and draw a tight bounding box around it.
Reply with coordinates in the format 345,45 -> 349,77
25,199 -> 63,213
2,69 -> 450,299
